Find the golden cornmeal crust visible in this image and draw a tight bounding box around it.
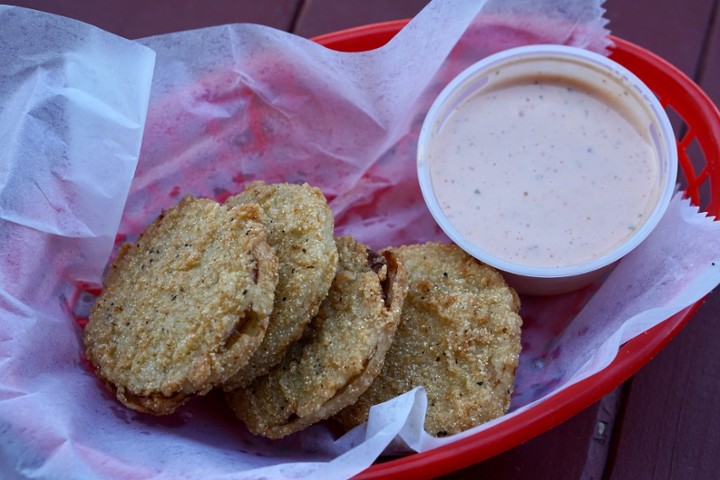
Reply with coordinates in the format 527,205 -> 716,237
225,235 -> 408,439
222,182 -> 338,390
334,242 -> 522,437
84,195 -> 279,416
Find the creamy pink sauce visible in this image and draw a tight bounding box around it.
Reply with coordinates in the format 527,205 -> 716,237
428,78 -> 660,268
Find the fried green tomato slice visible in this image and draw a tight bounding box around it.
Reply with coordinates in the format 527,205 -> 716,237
225,235 -> 408,439
222,182 -> 338,390
84,195 -> 278,416
334,242 -> 522,438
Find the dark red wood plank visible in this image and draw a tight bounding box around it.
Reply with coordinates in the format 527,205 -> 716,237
442,389 -> 623,480
607,294 -> 720,479
3,0 -> 302,38
292,0 -> 429,38
603,0 -> 715,79
698,0 -> 720,107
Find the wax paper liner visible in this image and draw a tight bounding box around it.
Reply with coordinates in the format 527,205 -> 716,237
3,0 -> 719,479
0,5 -> 155,478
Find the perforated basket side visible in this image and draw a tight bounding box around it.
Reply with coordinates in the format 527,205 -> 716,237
609,37 -> 720,217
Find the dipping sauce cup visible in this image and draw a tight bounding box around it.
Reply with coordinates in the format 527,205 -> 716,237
418,45 -> 678,295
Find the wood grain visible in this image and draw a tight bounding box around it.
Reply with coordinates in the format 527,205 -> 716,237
603,0 -> 716,78
698,0 -> 720,106
441,389 -> 623,480
607,294 -> 720,479
3,0 -> 302,37
292,0 -> 429,38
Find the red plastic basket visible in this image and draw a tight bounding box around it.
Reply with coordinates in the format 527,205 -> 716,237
312,20 -> 720,479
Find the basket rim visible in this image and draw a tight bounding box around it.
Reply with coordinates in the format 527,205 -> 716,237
311,19 -> 720,480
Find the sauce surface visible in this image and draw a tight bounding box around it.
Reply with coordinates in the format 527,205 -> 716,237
428,79 -> 660,268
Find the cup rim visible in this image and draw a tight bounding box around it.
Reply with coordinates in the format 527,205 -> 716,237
417,44 -> 678,280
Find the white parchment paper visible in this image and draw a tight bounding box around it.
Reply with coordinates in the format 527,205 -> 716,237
2,1 -> 719,479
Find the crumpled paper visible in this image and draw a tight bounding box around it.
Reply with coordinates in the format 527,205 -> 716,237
2,0 -> 719,479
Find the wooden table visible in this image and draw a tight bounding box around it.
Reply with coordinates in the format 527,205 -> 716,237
6,1 -> 719,478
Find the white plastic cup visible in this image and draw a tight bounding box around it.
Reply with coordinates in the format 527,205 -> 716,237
417,45 -> 677,295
